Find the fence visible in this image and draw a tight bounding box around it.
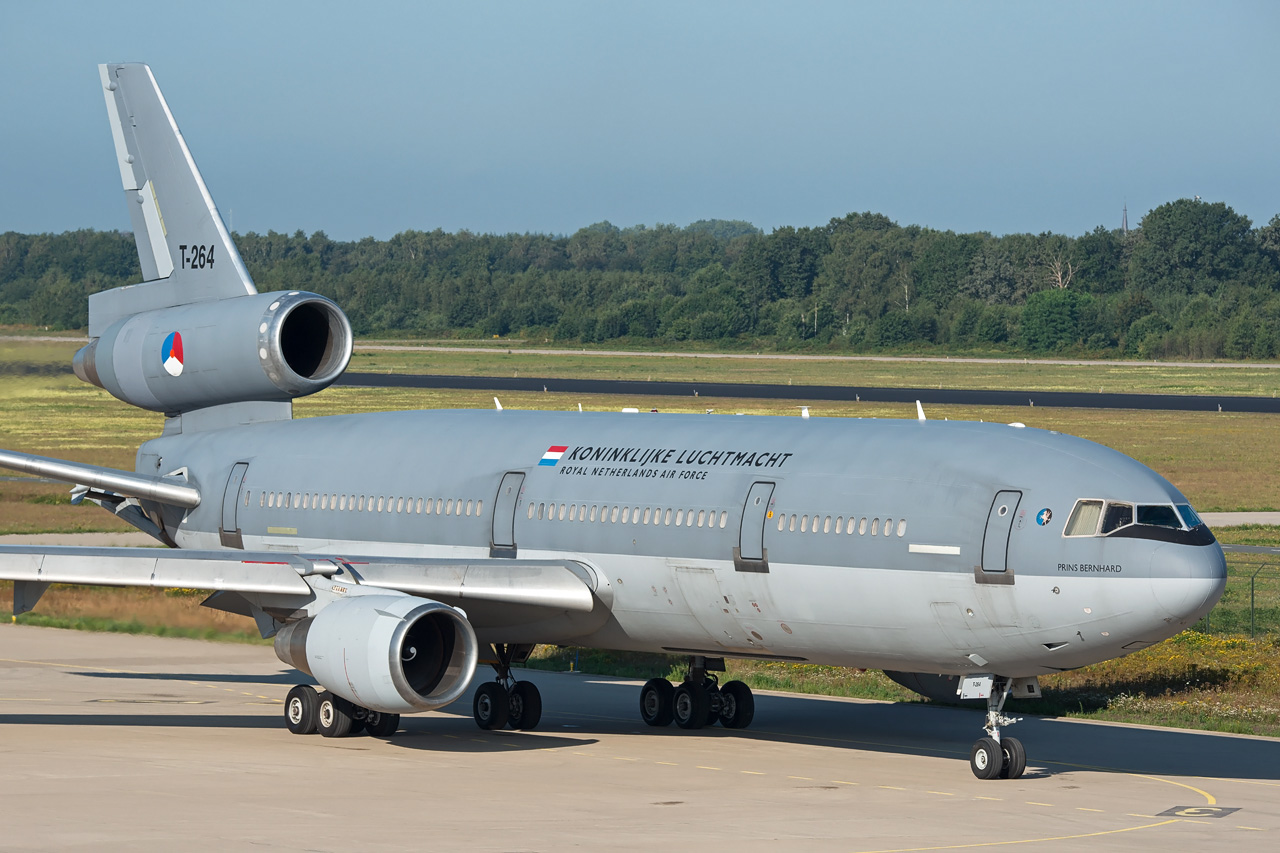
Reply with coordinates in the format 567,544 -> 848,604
1196,556 -> 1280,638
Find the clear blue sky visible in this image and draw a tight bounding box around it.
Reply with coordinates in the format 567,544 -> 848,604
3,1 -> 1277,241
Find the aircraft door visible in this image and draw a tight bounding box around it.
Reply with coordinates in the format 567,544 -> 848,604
735,481 -> 775,573
981,490 -> 1022,574
219,462 -> 249,549
490,471 -> 526,557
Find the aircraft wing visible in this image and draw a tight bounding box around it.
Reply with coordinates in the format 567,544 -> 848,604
0,545 -> 604,620
0,448 -> 201,508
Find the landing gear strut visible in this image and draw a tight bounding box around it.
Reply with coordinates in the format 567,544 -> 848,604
282,685 -> 400,740
471,643 -> 543,731
967,676 -> 1026,780
639,655 -> 755,731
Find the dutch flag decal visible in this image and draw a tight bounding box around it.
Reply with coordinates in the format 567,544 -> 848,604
540,445 -> 568,466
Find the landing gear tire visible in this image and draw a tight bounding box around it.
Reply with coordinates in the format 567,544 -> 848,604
970,736 -> 1004,780
508,682 -> 543,730
640,678 -> 675,727
703,681 -> 723,727
284,685 -> 318,735
673,681 -> 710,730
999,736 -> 1026,780
474,681 -> 510,730
366,711 -> 401,739
718,680 -> 755,729
317,691 -> 353,738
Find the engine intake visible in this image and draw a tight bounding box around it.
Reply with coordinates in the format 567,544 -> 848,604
73,291 -> 352,413
274,593 -> 479,714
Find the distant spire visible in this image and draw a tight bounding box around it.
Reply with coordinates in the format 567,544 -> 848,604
1122,203 -> 1128,235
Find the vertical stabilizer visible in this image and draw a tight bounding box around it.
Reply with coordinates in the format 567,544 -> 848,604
93,63 -> 256,336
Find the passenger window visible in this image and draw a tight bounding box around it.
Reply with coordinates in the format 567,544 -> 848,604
871,518 -> 879,536
621,507 -> 630,524
897,519 -> 906,537
823,516 -> 831,534
846,517 -> 854,534
590,505 -> 598,522
528,502 -> 535,519
885,518 -> 893,535
537,502 -> 545,520
778,513 -> 786,531
697,510 -> 705,528
644,507 -> 652,524
1137,504 -> 1181,529
466,499 -> 474,516
1101,502 -> 1133,534
800,515 -> 808,532
415,498 -> 423,513
267,493 -> 275,508
675,510 -> 684,526
664,509 -> 672,525
834,516 -> 842,533
244,491 -> 250,508
395,497 -> 403,513
435,498 -> 443,515
719,511 -> 727,528
789,514 -> 796,532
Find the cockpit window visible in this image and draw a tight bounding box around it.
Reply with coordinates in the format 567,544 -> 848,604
1176,504 -> 1203,528
1064,500 -> 1103,536
1101,502 -> 1133,534
1137,504 -> 1182,529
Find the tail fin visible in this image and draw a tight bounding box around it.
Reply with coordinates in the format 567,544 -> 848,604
92,63 -> 256,336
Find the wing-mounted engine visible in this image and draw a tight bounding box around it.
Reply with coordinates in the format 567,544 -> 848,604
273,591 -> 480,715
73,291 -> 352,414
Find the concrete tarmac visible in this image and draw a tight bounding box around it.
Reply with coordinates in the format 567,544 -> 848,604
1,626 -> 1276,852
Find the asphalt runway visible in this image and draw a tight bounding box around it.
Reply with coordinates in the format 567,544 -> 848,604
1,626 -> 1275,852
338,372 -> 1280,413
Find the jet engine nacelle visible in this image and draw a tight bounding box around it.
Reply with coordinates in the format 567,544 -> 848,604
73,291 -> 352,413
273,592 -> 479,715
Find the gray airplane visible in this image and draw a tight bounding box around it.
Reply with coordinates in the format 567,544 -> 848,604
0,64 -> 1226,780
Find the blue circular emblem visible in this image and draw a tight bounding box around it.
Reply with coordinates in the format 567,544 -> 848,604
1036,508 -> 1052,526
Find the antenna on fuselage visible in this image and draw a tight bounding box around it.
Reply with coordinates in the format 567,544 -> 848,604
494,397 -> 503,411
916,400 -> 926,421
797,406 -> 810,419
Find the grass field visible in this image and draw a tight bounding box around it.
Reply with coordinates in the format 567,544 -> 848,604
3,335 -> 1280,737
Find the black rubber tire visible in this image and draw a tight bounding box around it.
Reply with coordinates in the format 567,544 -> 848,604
508,682 -> 543,730
473,682 -> 510,730
999,736 -> 1027,780
317,691 -> 353,738
639,678 -> 675,727
718,680 -> 755,729
366,711 -> 401,739
284,685 -> 318,735
673,681 -> 709,730
970,736 -> 1004,780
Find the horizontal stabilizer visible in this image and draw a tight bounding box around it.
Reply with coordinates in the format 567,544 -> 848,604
0,448 -> 201,508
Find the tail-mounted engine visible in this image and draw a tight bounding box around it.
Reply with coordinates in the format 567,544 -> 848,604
273,593 -> 480,715
73,291 -> 352,413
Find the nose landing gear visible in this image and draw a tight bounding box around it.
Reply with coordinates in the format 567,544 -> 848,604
471,643 -> 543,731
965,675 -> 1027,780
639,655 -> 756,731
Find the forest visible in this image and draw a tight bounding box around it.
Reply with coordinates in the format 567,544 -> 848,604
3,198 -> 1280,359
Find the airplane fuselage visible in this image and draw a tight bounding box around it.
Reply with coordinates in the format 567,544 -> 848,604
144,408 -> 1226,678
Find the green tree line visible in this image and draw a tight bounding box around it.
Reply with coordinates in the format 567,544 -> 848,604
4,200 -> 1280,359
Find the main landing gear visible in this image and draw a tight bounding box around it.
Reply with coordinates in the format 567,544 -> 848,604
284,685 -> 400,739
471,643 -> 543,731
639,655 -> 755,731
967,676 -> 1027,780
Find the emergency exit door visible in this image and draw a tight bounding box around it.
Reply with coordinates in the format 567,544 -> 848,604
735,481 -> 775,572
490,472 -> 525,557
219,462 -> 249,549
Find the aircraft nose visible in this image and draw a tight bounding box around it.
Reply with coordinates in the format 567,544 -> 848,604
1149,541 -> 1226,624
